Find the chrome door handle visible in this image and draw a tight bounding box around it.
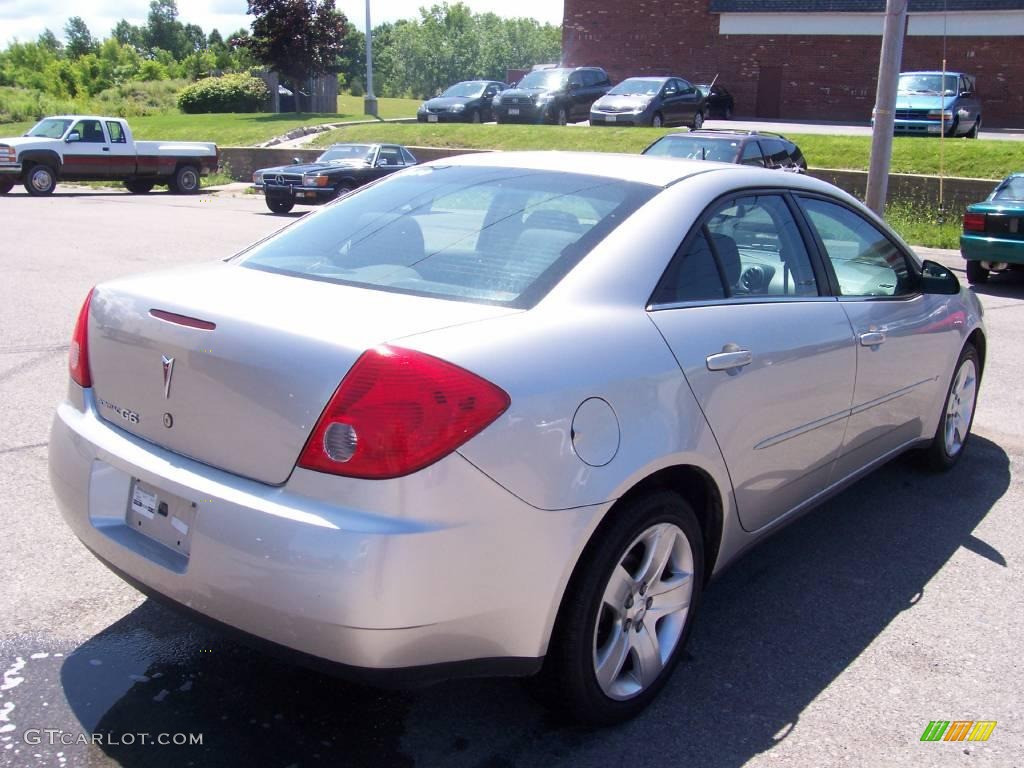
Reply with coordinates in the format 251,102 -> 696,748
858,331 -> 886,347
706,346 -> 753,373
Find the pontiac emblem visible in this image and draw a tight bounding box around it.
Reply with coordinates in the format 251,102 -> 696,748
161,355 -> 175,399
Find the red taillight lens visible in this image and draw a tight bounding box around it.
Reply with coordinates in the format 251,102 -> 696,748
963,212 -> 987,232
298,346 -> 510,479
69,289 -> 94,387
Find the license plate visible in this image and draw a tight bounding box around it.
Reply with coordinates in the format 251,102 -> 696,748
508,108 -> 520,116
127,479 -> 196,557
427,114 -> 438,122
605,114 -> 616,123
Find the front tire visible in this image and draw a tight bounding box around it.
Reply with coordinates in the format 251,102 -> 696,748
921,344 -> 980,471
555,107 -> 569,126
266,197 -> 295,214
536,490 -> 703,725
651,112 -> 664,128
691,111 -> 704,131
170,165 -> 200,195
967,116 -> 981,139
334,182 -> 355,199
24,164 -> 57,196
469,109 -> 481,124
965,260 -> 990,284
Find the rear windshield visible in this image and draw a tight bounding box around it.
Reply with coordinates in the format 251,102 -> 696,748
992,176 -> 1024,202
644,136 -> 739,163
239,165 -> 656,307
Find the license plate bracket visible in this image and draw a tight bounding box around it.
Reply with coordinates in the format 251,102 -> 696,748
127,480 -> 196,557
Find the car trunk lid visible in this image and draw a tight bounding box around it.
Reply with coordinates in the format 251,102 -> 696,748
87,261 -> 515,485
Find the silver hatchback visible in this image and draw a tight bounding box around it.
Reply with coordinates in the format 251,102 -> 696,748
49,152 -> 985,725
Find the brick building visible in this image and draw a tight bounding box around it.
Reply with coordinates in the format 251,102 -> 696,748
562,0 -> 1024,126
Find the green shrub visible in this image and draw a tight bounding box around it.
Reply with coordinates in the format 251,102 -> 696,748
348,78 -> 364,97
177,73 -> 269,114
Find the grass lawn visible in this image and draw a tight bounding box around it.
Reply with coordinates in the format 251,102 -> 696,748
310,123 -> 1024,180
0,96 -> 420,147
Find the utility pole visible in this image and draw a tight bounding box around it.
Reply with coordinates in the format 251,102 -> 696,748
363,0 -> 378,117
865,0 -> 909,215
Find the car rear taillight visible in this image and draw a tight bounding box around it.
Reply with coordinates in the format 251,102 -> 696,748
69,289 -> 94,387
963,212 -> 987,232
298,346 -> 510,479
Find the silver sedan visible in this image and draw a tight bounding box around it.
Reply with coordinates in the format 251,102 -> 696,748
49,151 -> 985,725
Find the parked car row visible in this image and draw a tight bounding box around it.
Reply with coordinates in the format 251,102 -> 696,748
417,68 -> 735,128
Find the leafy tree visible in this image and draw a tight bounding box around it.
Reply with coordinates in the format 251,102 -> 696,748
38,29 -> 63,55
244,0 -> 349,111
208,29 -> 224,47
146,0 -> 189,59
64,17 -> 97,59
112,19 -> 145,49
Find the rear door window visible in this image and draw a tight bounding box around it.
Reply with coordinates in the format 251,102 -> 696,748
759,139 -> 793,168
740,143 -> 765,167
105,121 -> 126,143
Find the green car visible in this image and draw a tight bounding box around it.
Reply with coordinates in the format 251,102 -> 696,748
961,172 -> 1024,283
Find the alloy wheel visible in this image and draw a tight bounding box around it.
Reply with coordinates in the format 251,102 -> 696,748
944,357 -> 977,457
592,522 -> 694,700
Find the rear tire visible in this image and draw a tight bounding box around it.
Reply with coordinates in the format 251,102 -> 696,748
534,490 -> 704,726
124,180 -> 154,194
24,164 -> 56,196
0,177 -> 12,194
170,164 -> 200,195
266,197 -> 295,214
965,260 -> 990,284
920,344 -> 980,472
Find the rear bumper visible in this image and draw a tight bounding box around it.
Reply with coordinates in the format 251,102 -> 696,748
960,234 -> 1024,265
494,105 -> 549,124
49,389 -> 604,677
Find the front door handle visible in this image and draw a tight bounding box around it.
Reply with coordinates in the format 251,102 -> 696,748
858,331 -> 886,347
706,344 -> 753,373
102,147 -> 110,152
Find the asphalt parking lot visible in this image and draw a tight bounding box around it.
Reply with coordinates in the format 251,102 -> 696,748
1,187 -> 1022,767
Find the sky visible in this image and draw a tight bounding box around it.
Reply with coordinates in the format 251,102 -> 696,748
0,0 -> 565,47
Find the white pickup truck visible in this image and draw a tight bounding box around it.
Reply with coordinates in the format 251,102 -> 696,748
0,115 -> 218,196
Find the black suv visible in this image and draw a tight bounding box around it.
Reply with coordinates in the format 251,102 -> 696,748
642,129 -> 807,172
494,67 -> 611,125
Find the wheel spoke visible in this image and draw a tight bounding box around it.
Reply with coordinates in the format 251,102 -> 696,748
630,622 -> 664,687
639,524 -> 676,588
594,626 -> 630,692
602,564 -> 633,611
647,578 -> 692,621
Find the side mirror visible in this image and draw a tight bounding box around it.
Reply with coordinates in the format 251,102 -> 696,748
292,157 -> 302,164
65,132 -> 80,143
919,260 -> 961,295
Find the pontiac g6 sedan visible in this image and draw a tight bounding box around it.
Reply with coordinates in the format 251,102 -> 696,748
50,152 -> 985,725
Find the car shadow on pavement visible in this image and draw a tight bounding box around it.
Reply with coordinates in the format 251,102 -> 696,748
970,270 -> 1024,297
59,435 -> 1011,767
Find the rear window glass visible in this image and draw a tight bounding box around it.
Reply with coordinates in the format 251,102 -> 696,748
992,176 -> 1024,201
644,136 -> 739,162
239,166 -> 656,308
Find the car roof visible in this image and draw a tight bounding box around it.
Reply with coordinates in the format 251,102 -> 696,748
619,76 -> 671,82
429,150 -> 761,187
326,142 -> 379,148
901,70 -> 967,76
